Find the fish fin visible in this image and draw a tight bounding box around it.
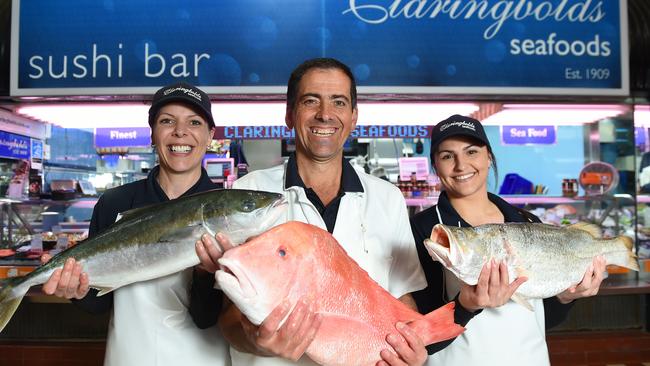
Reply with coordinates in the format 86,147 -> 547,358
158,224 -> 203,243
613,235 -> 639,271
116,205 -> 157,222
511,293 -> 534,311
0,278 -> 28,332
568,222 -> 602,238
95,287 -> 117,296
409,302 -> 464,346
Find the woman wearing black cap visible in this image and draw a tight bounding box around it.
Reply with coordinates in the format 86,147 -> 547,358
40,82 -> 230,366
410,115 -> 606,365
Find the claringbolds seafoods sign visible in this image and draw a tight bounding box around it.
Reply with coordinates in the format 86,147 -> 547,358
10,0 -> 629,96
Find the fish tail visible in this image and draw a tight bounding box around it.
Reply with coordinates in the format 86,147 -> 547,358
409,302 -> 464,346
610,236 -> 639,271
0,277 -> 29,332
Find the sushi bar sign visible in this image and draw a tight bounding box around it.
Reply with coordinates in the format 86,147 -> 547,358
10,0 -> 628,96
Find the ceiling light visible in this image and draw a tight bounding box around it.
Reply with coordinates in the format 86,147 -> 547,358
482,104 -> 630,126
17,102 -> 479,128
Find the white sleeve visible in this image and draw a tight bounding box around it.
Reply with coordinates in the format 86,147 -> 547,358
387,192 -> 427,298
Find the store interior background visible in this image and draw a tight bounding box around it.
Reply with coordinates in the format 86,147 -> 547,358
0,1 -> 649,365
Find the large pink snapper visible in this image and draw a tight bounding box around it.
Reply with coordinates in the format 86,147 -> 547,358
216,221 -> 464,366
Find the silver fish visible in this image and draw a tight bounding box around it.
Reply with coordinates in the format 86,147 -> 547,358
424,222 -> 639,309
0,188 -> 286,331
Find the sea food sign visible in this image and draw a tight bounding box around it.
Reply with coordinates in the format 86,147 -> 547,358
11,0 -> 628,96
501,125 -> 557,145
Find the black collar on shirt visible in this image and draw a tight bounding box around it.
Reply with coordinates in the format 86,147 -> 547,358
143,165 -> 218,203
284,153 -> 363,233
435,190 -> 534,226
284,153 -> 364,193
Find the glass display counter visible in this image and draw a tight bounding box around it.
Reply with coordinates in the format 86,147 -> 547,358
0,198 -> 94,281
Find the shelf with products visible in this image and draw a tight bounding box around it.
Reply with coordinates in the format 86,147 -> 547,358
406,195 -> 596,210
0,198 -> 95,281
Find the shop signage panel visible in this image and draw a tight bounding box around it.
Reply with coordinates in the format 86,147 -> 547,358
95,127 -> 151,148
501,125 -> 557,145
0,131 -> 31,160
30,138 -> 43,169
11,0 -> 628,96
0,109 -> 48,140
635,127 -> 646,146
215,125 -> 433,139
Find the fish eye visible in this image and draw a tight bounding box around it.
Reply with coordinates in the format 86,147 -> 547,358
278,248 -> 286,257
241,199 -> 257,212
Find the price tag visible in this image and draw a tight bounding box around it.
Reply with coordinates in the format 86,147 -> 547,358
56,236 -> 68,250
31,235 -> 43,251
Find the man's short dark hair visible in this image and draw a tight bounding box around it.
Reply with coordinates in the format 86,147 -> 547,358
286,58 -> 357,112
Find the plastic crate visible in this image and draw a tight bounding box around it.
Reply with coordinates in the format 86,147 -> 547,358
499,173 -> 534,195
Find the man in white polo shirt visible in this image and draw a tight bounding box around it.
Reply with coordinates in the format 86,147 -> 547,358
195,58 -> 429,366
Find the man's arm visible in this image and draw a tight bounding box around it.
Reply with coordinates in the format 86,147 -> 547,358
398,293 -> 418,311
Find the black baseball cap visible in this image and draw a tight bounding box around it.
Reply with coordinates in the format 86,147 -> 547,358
148,82 -> 215,129
430,114 -> 490,154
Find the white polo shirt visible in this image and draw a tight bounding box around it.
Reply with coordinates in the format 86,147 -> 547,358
228,162 -> 427,366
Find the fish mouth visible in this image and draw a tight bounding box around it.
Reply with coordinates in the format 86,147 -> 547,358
216,258 -> 257,299
424,225 -> 454,267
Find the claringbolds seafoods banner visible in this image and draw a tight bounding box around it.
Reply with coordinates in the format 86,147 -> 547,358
10,0 -> 629,96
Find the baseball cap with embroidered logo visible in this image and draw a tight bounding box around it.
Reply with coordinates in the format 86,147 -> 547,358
148,82 -> 215,129
430,114 -> 490,154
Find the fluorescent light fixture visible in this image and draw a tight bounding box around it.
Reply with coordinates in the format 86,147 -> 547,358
482,104 -> 629,126
18,104 -> 150,129
356,103 -> 478,125
17,102 -> 479,128
634,105 -> 650,127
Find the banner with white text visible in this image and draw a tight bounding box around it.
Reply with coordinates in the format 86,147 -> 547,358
11,0 -> 629,96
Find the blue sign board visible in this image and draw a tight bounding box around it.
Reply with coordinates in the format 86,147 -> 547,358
0,130 -> 31,159
635,127 -> 646,146
30,138 -> 43,160
501,125 -> 557,145
215,125 -> 432,139
11,0 -> 628,96
95,127 -> 151,148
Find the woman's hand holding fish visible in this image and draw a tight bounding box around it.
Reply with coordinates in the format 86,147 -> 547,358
196,232 -> 233,273
458,259 -> 527,311
556,255 -> 606,304
240,298 -> 322,361
377,321 -> 427,366
40,255 -> 90,299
